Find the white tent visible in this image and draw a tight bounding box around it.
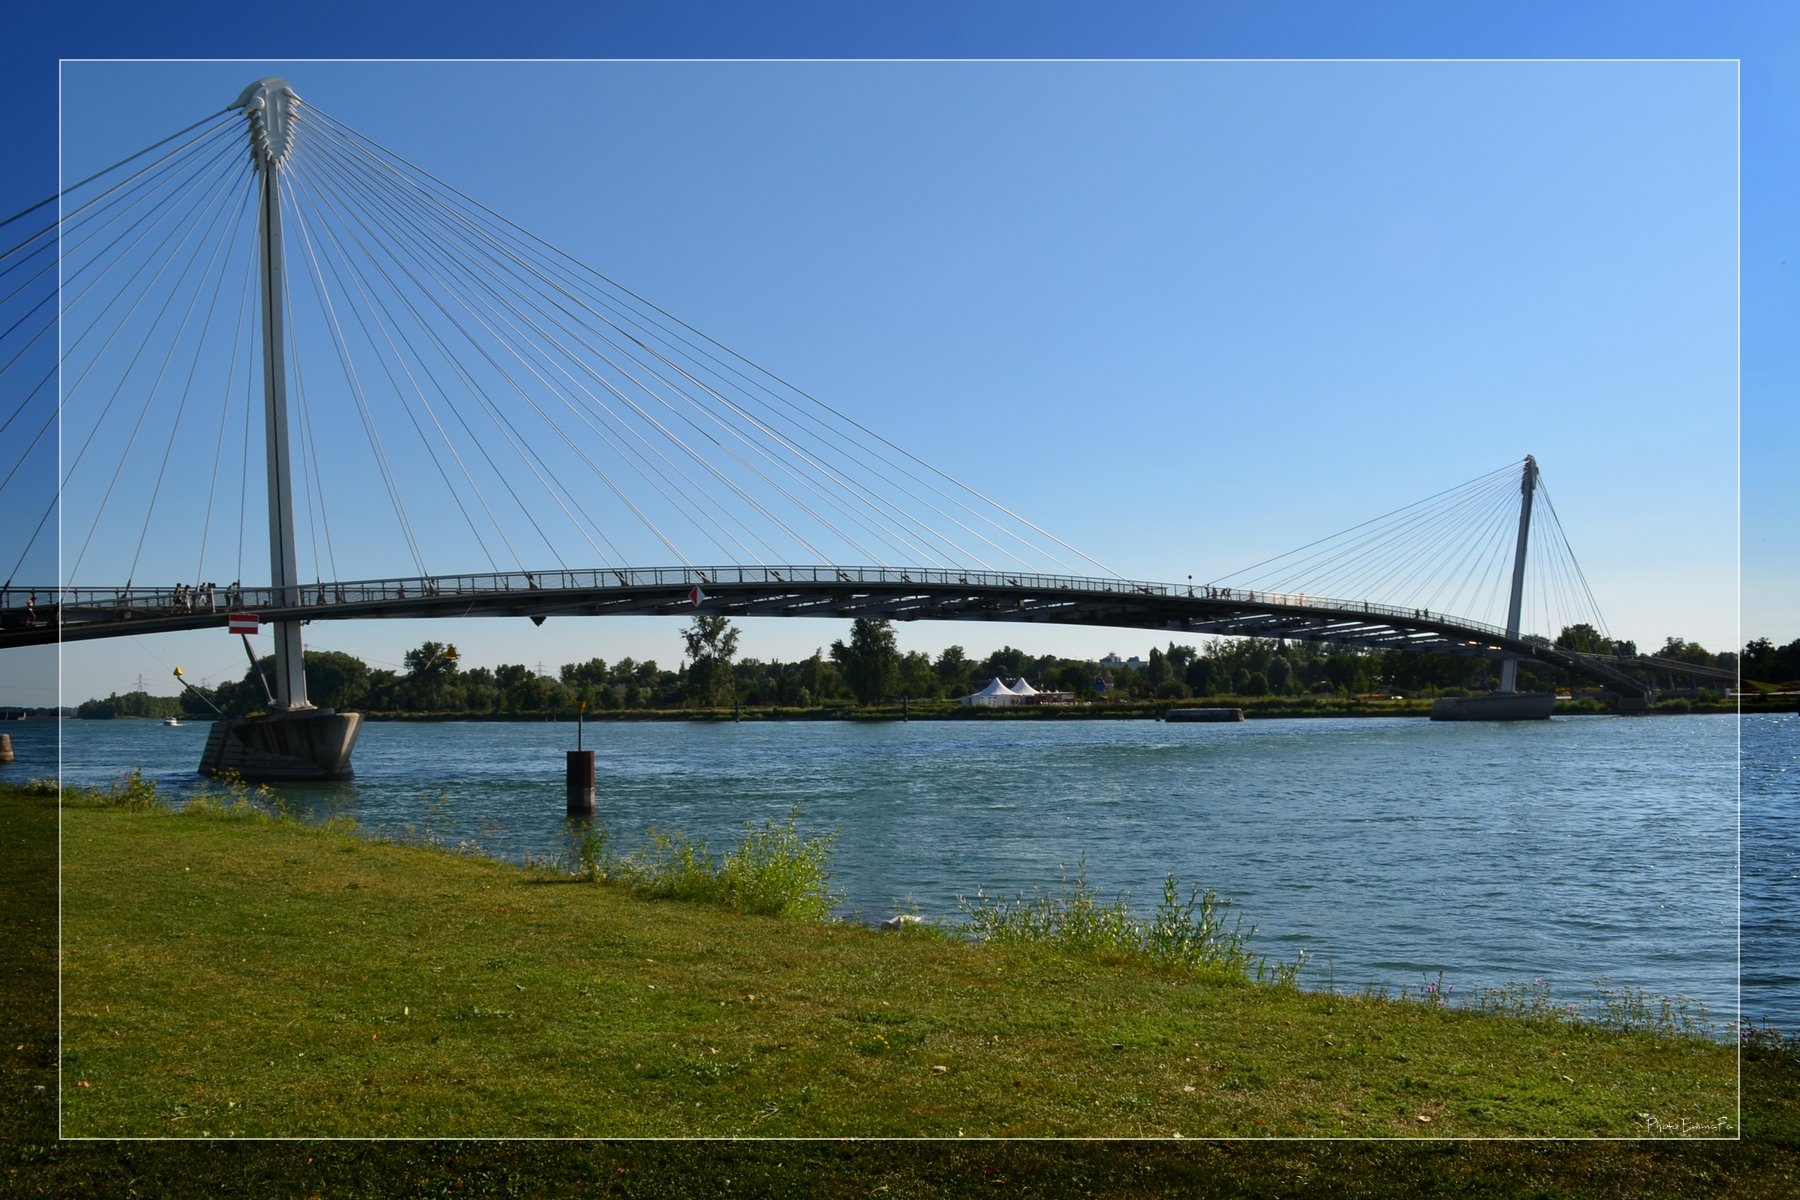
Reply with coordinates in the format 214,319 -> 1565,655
960,676 -> 1020,707
1009,677 -> 1040,697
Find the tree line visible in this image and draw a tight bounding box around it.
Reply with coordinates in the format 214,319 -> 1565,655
101,618 -> 1785,720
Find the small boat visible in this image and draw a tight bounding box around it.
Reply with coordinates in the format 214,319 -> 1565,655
164,716 -> 182,727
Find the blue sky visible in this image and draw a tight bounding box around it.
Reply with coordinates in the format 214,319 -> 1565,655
1,3 -> 1791,707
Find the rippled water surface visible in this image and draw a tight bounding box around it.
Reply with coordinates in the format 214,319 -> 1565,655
29,710 -> 1772,1027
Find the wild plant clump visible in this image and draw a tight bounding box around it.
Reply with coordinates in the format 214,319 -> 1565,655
958,860 -> 1304,986
1592,978 -> 1713,1039
101,769 -> 161,812
607,808 -> 840,920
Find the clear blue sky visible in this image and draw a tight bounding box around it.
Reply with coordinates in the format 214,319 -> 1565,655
2,3 -> 1791,708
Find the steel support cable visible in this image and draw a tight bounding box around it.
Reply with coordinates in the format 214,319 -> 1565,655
331,192 -> 783,573
410,231 -> 902,568
0,407 -> 55,497
534,248 -> 1075,571
369,240 -> 727,571
283,141 -> 594,570
193,249 -> 259,588
303,138 -> 860,570
587,320 -> 1020,571
288,161 -> 527,575
0,106 -> 235,235
286,199 -> 511,578
1268,477 -> 1508,599
299,121 -> 691,566
1427,500 -> 1518,622
1538,533 -> 1590,642
0,119 -> 238,328
281,176 -> 380,585
121,173 -> 260,587
496,216 -> 1103,574
0,298 -> 59,380
312,118 -> 1033,576
1524,523 -> 1568,639
281,174 -> 428,576
1436,499 -> 1518,619
1255,473 -> 1514,603
342,145 -> 1013,576
0,131 -> 243,420
0,223 -> 55,290
305,151 -> 794,570
298,187 -> 650,572
296,132 -> 700,570
1350,494 -> 1492,611
1257,503 -> 1502,619
306,211 -> 624,573
62,155 -> 256,582
1221,490 -> 1490,600
1259,479 -> 1515,614
357,175 -> 925,571
1353,476 -> 1520,606
1291,468 -> 1518,594
0,460 -> 57,582
291,138 -> 584,570
0,246 -> 58,330
0,361 -> 56,442
51,147 -> 251,473
1535,483 -> 1611,637
306,104 -> 1114,576
234,311 -> 254,585
282,160 -> 506,574
1208,460 -> 1522,588
41,125 -> 246,325
289,157 -> 661,569
284,268 -> 339,588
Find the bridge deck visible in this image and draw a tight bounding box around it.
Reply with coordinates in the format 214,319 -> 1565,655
0,565 -> 1658,697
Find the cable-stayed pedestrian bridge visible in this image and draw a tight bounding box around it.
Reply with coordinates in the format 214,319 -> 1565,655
0,77 -> 1700,775
0,563 -> 1659,699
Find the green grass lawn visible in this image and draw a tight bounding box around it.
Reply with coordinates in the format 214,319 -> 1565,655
8,777 -> 1800,1195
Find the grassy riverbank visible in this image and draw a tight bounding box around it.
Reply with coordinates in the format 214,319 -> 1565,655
9,779 -> 1800,1194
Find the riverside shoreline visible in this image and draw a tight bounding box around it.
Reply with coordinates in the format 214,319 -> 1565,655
12,779 -> 1798,1194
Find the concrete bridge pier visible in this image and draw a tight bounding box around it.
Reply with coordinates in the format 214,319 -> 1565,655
199,709 -> 362,782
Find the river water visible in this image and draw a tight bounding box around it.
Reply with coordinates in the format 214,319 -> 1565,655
20,710 -> 1792,1032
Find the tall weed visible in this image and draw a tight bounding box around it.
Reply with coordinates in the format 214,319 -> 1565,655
959,860 -> 1302,986
619,809 -> 839,920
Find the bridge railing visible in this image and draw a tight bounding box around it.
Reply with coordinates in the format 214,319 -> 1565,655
7,565 -> 1523,646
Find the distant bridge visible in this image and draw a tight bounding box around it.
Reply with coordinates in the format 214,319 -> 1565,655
0,563 -> 1667,699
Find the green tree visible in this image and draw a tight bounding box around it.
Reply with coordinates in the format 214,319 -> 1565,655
831,618 -> 900,705
1744,636 -> 1800,683
978,645 -> 1030,682
680,615 -> 741,708
559,657 -> 609,706
934,645 -> 973,693
899,650 -> 939,700
1555,623 -> 1612,655
303,649 -> 371,710
400,641 -> 461,711
1656,637 -> 1716,667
